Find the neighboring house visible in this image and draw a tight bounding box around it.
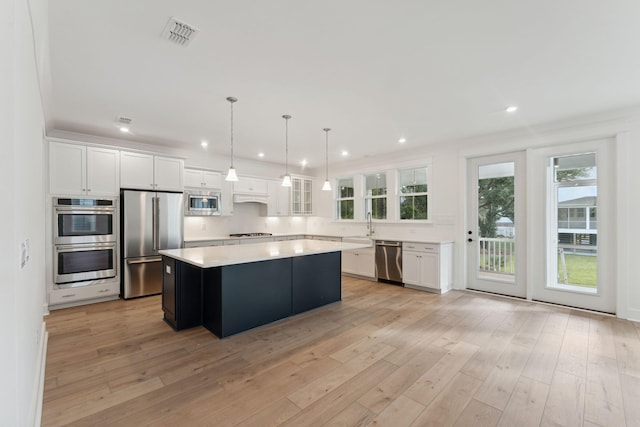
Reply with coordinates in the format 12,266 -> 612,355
558,196 -> 597,251
495,216 -> 515,238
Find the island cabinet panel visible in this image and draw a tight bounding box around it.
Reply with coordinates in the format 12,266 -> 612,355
292,252 -> 341,314
162,256 -> 202,331
202,258 -> 293,338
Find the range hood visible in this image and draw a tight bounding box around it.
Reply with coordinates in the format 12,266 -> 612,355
233,194 -> 268,204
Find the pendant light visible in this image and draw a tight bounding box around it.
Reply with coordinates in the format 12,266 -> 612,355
321,128 -> 332,191
225,96 -> 239,182
281,114 -> 292,187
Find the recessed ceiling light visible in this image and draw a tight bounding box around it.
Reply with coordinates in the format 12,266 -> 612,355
341,150 -> 349,156
505,105 -> 518,113
258,152 -> 265,158
119,126 -> 130,133
201,141 -> 208,148
399,138 -> 407,143
301,159 -> 308,166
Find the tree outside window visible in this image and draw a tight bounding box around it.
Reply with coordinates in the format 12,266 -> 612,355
336,177 -> 354,219
399,167 -> 428,220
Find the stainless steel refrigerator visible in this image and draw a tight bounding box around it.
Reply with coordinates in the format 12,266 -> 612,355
121,190 -> 184,299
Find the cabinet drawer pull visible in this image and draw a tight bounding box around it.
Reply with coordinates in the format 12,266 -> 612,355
62,294 -> 76,298
98,289 -> 109,293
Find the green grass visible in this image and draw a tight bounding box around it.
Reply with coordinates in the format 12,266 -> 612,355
558,253 -> 597,288
479,251 -> 598,288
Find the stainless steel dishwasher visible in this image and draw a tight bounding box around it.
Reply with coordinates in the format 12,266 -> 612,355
375,240 -> 403,285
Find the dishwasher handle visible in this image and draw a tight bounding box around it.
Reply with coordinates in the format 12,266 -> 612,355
376,241 -> 402,247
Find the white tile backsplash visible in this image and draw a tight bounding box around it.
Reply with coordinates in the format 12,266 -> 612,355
184,203 -> 308,240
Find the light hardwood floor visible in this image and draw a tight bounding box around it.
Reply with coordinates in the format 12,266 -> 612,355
42,276 -> 640,426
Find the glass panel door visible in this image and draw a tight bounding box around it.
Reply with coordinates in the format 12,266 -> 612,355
467,152 -> 526,297
551,154 -> 598,292
529,139 -> 614,314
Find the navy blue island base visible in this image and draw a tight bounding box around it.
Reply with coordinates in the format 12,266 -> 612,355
162,251 -> 342,338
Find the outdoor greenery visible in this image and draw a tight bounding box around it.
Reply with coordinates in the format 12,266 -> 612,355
337,179 -> 354,219
400,195 -> 428,220
558,253 -> 597,287
478,176 -> 515,238
479,251 -> 596,288
338,200 -> 354,219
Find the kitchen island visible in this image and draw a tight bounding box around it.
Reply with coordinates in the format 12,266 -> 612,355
159,239 -> 370,338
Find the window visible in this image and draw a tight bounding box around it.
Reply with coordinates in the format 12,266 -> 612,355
336,177 -> 354,220
399,166 -> 428,220
365,173 -> 387,219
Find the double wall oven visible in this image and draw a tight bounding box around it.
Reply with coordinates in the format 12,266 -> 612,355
53,197 -> 118,288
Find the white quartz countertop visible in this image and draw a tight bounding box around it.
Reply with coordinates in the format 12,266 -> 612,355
159,239 -> 371,268
183,234 -> 453,245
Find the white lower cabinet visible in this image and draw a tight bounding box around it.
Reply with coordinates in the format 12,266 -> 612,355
49,282 -> 119,307
402,242 -> 453,293
342,247 -> 376,279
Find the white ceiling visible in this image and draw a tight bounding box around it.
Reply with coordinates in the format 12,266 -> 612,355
47,0 -> 640,169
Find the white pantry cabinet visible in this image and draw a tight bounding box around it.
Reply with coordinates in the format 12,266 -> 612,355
266,179 -> 290,216
184,168 -> 222,190
342,247 -> 376,279
402,242 -> 453,293
120,151 -> 184,191
49,141 -> 120,196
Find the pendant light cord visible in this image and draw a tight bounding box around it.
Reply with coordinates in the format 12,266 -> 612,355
227,96 -> 237,168
324,128 -> 330,180
283,115 -> 291,175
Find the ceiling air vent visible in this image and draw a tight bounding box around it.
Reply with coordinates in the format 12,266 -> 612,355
161,17 -> 199,47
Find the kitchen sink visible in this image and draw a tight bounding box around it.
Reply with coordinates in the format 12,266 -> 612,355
342,236 -> 375,246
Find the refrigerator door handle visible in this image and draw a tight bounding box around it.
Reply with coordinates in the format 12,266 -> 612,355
127,256 -> 162,264
154,196 -> 160,250
151,196 -> 157,251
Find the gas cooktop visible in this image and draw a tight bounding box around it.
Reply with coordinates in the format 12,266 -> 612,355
229,233 -> 273,237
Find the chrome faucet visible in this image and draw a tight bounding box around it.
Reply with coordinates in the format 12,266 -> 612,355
366,211 -> 374,236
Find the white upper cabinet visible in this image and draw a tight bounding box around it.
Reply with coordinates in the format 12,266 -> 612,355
266,179 -> 290,216
184,168 -> 222,190
49,141 -> 119,196
234,177 -> 268,195
291,176 -> 313,215
120,151 -> 183,191
86,146 -> 120,195
154,156 -> 184,191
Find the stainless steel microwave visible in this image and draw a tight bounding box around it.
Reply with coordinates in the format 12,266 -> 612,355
184,191 -> 221,216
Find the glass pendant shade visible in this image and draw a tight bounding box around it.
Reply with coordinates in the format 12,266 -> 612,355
226,166 -> 238,182
282,174 -> 292,187
322,179 -> 332,191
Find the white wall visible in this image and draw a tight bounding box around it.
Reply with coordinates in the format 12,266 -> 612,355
1,0 -> 48,424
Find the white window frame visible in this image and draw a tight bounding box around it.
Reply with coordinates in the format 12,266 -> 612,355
336,176 -> 355,220
364,172 -> 387,220
397,165 -> 430,221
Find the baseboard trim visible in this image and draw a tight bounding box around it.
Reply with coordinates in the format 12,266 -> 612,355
29,321 -> 47,427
